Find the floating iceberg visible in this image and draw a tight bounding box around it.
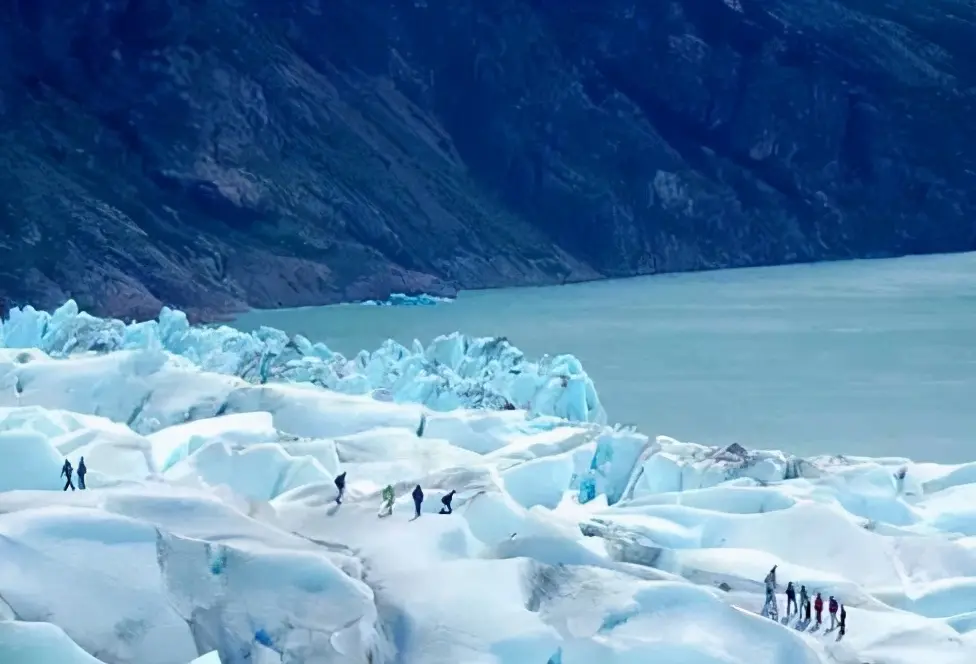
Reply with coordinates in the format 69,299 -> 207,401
0,304 -> 974,664
359,293 -> 453,306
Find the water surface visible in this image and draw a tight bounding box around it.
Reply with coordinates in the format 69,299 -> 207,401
233,253 -> 976,463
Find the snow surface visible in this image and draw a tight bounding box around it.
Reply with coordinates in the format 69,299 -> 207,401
0,304 -> 974,663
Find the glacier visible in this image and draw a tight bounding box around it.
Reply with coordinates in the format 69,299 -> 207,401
0,302 -> 974,663
0,300 -> 601,423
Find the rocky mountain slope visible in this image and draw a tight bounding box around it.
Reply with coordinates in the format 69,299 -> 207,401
1,0 -> 974,321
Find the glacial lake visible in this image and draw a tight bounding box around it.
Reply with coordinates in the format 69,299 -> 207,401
232,253 -> 976,463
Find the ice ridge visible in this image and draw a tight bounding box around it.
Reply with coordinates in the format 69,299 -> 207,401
0,300 -> 603,423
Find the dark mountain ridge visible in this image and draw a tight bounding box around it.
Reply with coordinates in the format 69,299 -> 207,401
1,0 -> 974,321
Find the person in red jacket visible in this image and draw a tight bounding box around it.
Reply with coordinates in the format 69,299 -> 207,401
814,592 -> 824,626
828,596 -> 839,630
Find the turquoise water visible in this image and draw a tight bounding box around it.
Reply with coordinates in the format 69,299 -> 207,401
232,253 -> 976,463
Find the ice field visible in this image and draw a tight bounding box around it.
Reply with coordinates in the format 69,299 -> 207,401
0,301 -> 975,663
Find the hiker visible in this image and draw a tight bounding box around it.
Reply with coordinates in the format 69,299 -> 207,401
60,459 -> 75,491
378,484 -> 395,517
411,484 -> 424,518
828,595 -> 839,630
761,565 -> 778,618
416,413 -> 427,437
799,585 -> 810,621
439,490 -> 456,515
839,604 -> 847,636
894,466 -> 907,495
77,457 -> 87,490
814,593 -> 824,626
764,566 -> 777,594
334,472 -> 347,505
785,582 -> 797,618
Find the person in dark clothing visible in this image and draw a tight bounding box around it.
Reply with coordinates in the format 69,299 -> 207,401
839,604 -> 847,636
804,596 -> 812,621
60,459 -> 75,491
828,596 -> 839,630
764,566 -> 777,594
439,490 -> 456,515
411,484 -> 424,518
762,565 -> 778,619
799,585 -> 809,620
785,582 -> 797,618
77,457 -> 87,490
334,472 -> 347,504
814,593 -> 824,626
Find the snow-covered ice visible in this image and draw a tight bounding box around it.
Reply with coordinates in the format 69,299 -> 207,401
0,300 -> 601,422
0,303 -> 974,663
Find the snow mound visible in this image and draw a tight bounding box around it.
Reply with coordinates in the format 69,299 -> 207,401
148,412 -> 279,472
0,430 -> 68,492
0,300 -> 602,423
0,310 -> 975,663
0,621 -> 106,664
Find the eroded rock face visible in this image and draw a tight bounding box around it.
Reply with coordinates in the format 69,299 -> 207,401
1,0 -> 974,320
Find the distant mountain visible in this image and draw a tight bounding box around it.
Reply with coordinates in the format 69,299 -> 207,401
1,0 -> 974,321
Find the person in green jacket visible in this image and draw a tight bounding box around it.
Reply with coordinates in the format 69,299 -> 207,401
379,484 -> 395,517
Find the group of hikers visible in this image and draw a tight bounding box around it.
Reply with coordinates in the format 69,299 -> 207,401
60,457 -> 87,491
55,456 -> 846,642
764,565 -> 847,636
59,457 -> 460,519
333,471 -> 457,518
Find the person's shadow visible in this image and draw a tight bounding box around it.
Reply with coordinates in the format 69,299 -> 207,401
326,503 -> 340,516
794,618 -> 810,631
